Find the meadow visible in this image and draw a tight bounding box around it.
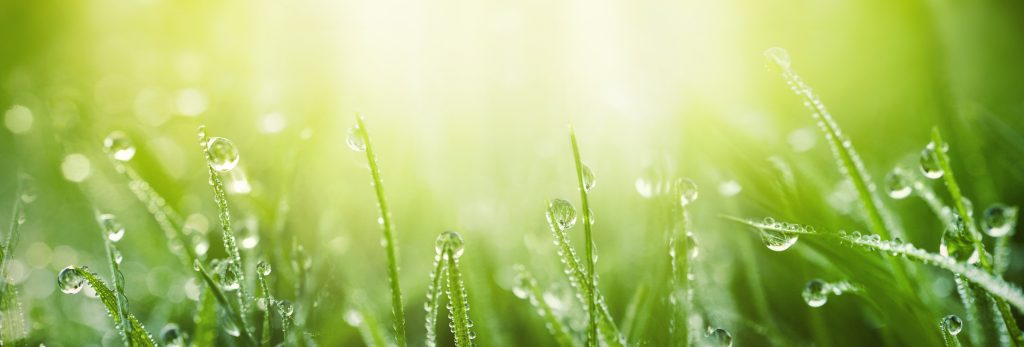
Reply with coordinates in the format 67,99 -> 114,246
2,0 -> 1024,346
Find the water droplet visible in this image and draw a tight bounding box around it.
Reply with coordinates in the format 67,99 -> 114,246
764,47 -> 792,72
19,176 -> 37,204
58,266 -> 86,294
919,143 -> 944,179
192,259 -> 202,271
221,268 -> 240,291
686,234 -> 699,260
346,125 -> 366,152
98,214 -> 125,242
223,318 -> 240,336
763,217 -> 776,225
161,323 -> 184,347
103,131 -> 136,161
706,327 -> 733,347
676,178 -> 698,206
277,300 -> 295,317
587,208 -> 595,225
761,228 -> 798,252
943,314 -> 963,335
940,216 -> 979,264
206,137 -> 239,172
435,231 -> 465,259
802,279 -> 829,307
257,261 -> 272,276
983,204 -> 1018,237
547,199 -> 577,230
581,164 -> 596,192
113,249 -> 123,264
885,168 -> 912,199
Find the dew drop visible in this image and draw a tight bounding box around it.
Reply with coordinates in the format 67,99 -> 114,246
192,259 -> 202,271
686,234 -> 699,260
221,268 -> 240,291
257,260 -> 272,276
587,208 -> 595,225
885,168 -> 912,199
983,204 -> 1017,238
943,314 -> 963,336
206,137 -> 239,172
277,300 -> 295,317
435,231 -> 465,259
764,47 -> 791,71
113,249 -> 123,264
103,131 -> 136,161
98,214 -> 125,242
919,143 -> 944,179
581,164 -> 596,193
346,125 -> 366,152
224,318 -> 240,337
547,199 -> 577,230
706,327 -> 733,347
676,178 -> 698,207
802,279 -> 829,307
761,228 -> 798,252
58,266 -> 86,294
161,323 -> 184,347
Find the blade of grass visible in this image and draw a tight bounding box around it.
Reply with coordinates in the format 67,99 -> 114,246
194,260 -> 257,345
353,115 -> 407,347
425,249 -> 447,347
512,265 -> 578,347
569,128 -> 599,347
69,266 -> 157,346
438,232 -> 474,346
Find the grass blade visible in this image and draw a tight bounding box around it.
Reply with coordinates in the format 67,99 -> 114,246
425,248 -> 447,347
437,231 -> 474,346
62,266 -> 157,346
512,265 -> 578,347
193,260 -> 257,345
569,129 -> 604,347
0,180 -> 28,344
351,115 -> 407,347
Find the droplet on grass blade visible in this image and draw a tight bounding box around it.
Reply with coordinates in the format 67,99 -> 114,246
257,261 -> 272,276
706,327 -> 733,347
98,214 -> 125,242
346,124 -> 366,152
983,204 -> 1018,237
206,137 -> 239,172
885,168 -> 912,199
942,314 -> 963,335
803,279 -> 829,307
581,164 -> 596,193
760,228 -> 798,252
676,178 -> 698,206
919,142 -> 945,179
58,266 -> 86,294
103,131 -> 136,162
547,199 -> 577,231
435,230 -> 465,259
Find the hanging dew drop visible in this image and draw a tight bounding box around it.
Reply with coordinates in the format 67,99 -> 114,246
942,314 -> 963,336
98,214 -> 125,242
277,300 -> 295,317
206,137 -> 239,172
346,124 -> 366,152
587,208 -> 595,225
706,327 -> 733,347
103,131 -> 136,161
257,260 -> 272,276
221,268 -> 240,291
760,228 -> 798,252
113,249 -> 123,264
581,164 -> 596,192
676,178 -> 699,207
885,168 -> 912,199
161,323 -> 184,347
547,199 -> 577,230
58,266 -> 86,294
919,142 -> 944,179
984,204 -> 1018,237
435,230 -> 465,259
802,279 -> 829,307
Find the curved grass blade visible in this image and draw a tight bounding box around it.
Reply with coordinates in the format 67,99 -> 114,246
193,260 -> 257,345
723,216 -> 1024,314
512,265 -> 578,347
66,266 -> 157,346
352,115 -> 407,347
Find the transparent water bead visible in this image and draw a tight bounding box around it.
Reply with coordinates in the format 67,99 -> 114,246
257,260 -> 272,276
761,228 -> 798,252
19,176 -> 37,204
98,214 -> 125,242
221,268 -> 240,291
706,327 -> 733,347
802,279 -> 829,307
161,323 -> 184,347
940,216 -> 979,264
676,178 -> 698,207
919,142 -> 945,179
435,231 -> 465,259
885,168 -> 912,199
547,199 -> 577,230
277,300 -> 295,317
942,314 -> 963,335
206,137 -> 239,172
983,204 -> 1018,237
58,266 -> 86,294
103,131 -> 136,161
346,124 -> 366,152
764,47 -> 791,71
581,164 -> 596,192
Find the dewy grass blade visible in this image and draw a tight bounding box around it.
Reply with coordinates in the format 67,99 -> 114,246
58,266 -> 157,346
0,178 -> 29,344
939,315 -> 963,347
95,213 -> 133,343
425,246 -> 448,347
569,128 -> 599,347
437,231 -> 474,347
512,265 -> 578,347
351,115 -> 407,347
193,260 -> 257,346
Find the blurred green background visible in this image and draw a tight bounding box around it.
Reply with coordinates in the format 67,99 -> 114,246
2,0 -> 1024,345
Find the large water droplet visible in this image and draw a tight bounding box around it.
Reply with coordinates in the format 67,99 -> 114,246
802,279 -> 829,307
98,214 -> 125,242
764,47 -> 791,72
220,268 -> 240,291
919,143 -> 944,179
257,260 -> 272,276
346,125 -> 366,152
277,300 -> 295,317
58,266 -> 86,294
161,323 -> 184,347
885,168 -> 912,199
676,178 -> 698,207
706,327 -> 733,347
103,131 -> 136,161
581,164 -> 596,193
435,231 -> 465,259
547,199 -> 577,230
943,314 -> 963,336
761,228 -> 798,252
983,204 -> 1017,238
940,216 -> 979,264
207,137 -> 239,172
